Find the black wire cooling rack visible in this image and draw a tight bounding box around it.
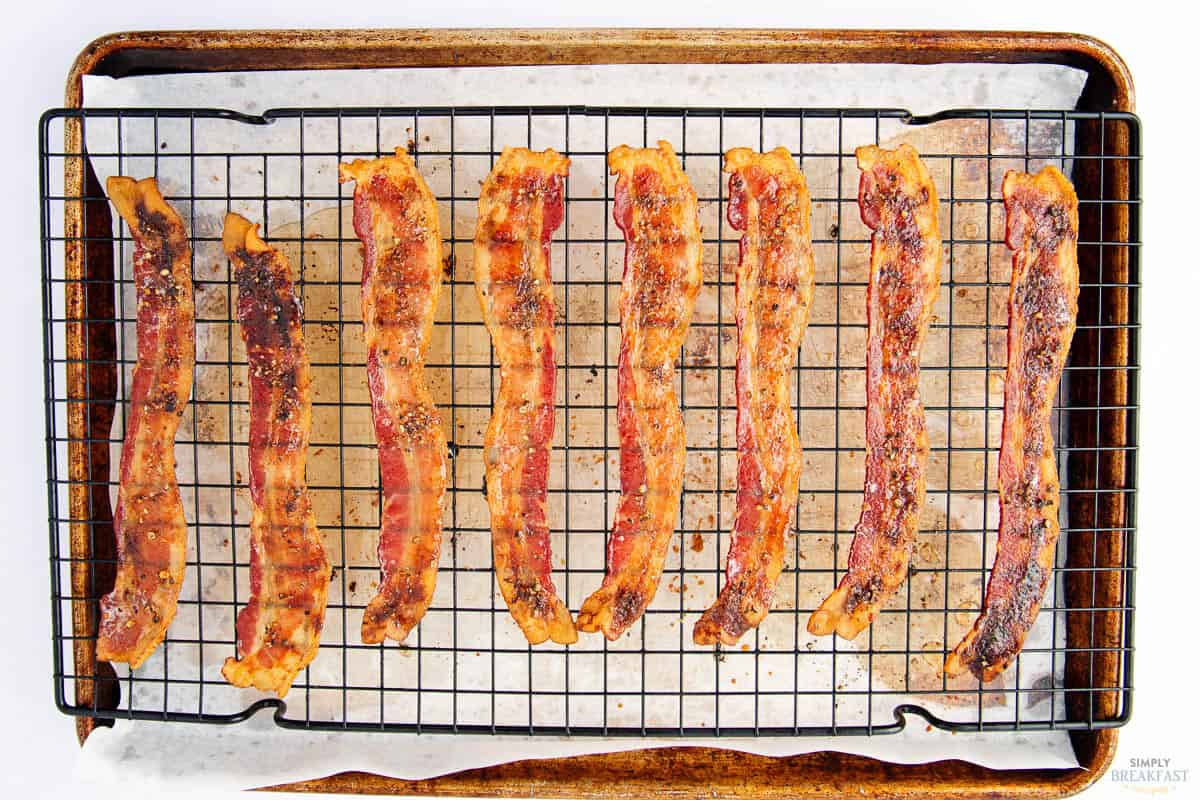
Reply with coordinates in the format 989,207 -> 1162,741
40,105 -> 1139,737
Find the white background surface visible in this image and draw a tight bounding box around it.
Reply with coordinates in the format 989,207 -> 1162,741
0,2 -> 1191,798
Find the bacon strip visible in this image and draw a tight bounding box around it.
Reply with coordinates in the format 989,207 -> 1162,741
474,148 -> 576,645
808,144 -> 941,640
694,148 -> 814,646
221,214 -> 330,696
96,177 -> 195,668
945,167 -> 1079,682
339,149 -> 448,644
577,141 -> 702,640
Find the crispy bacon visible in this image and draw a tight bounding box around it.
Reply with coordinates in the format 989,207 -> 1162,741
577,141 -> 702,640
96,177 -> 195,668
945,167 -> 1079,682
474,148 -> 576,645
220,214 -> 330,696
339,149 -> 448,644
808,144 -> 941,640
694,148 -> 815,646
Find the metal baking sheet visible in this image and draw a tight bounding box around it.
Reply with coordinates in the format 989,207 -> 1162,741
43,60 -> 1125,784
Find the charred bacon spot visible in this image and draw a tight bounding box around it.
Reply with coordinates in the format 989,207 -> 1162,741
512,577 -> 552,616
395,574 -> 429,606
612,587 -> 647,631
696,574 -> 755,643
134,204 -> 177,266
845,574 -> 884,613
969,558 -> 1047,671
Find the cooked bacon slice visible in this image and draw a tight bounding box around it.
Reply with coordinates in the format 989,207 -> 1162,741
339,149 -> 448,644
808,144 -> 941,640
945,167 -> 1079,682
694,148 -> 814,646
577,141 -> 703,640
96,177 -> 195,668
474,148 -> 577,645
220,214 -> 330,696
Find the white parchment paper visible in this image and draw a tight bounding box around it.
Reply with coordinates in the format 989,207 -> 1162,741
78,716 -> 1079,791
74,61 -> 1089,789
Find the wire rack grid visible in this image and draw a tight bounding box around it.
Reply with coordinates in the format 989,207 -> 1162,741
40,105 -> 1139,737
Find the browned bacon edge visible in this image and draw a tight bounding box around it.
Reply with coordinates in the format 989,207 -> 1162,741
474,148 -> 576,645
96,176 -> 195,669
339,148 -> 448,645
807,144 -> 941,641
945,166 -> 1079,682
576,141 -> 703,640
694,147 -> 815,646
221,214 -> 330,697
